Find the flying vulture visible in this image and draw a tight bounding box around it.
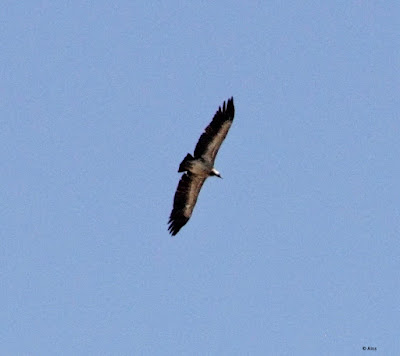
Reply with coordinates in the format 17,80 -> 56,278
168,97 -> 235,236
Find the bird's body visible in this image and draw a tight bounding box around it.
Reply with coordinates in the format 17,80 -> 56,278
179,155 -> 219,177
187,159 -> 213,176
168,97 -> 235,236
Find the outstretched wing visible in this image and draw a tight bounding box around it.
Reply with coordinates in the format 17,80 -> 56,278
168,173 -> 207,236
194,97 -> 235,163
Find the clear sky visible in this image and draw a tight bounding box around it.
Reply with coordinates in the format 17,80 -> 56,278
1,1 -> 399,355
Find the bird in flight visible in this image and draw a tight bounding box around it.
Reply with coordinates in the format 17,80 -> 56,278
168,97 -> 235,236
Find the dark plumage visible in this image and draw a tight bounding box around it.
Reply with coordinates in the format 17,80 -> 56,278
168,97 -> 235,236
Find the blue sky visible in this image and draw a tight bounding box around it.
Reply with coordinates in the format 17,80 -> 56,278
1,1 -> 399,355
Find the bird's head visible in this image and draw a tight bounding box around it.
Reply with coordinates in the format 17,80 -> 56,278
211,168 -> 222,179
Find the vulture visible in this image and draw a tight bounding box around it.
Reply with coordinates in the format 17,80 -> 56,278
168,97 -> 235,235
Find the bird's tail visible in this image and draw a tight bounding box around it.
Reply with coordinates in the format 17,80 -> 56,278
178,153 -> 194,172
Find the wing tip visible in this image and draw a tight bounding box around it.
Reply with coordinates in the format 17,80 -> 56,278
168,215 -> 189,236
220,97 -> 235,119
168,225 -> 179,236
